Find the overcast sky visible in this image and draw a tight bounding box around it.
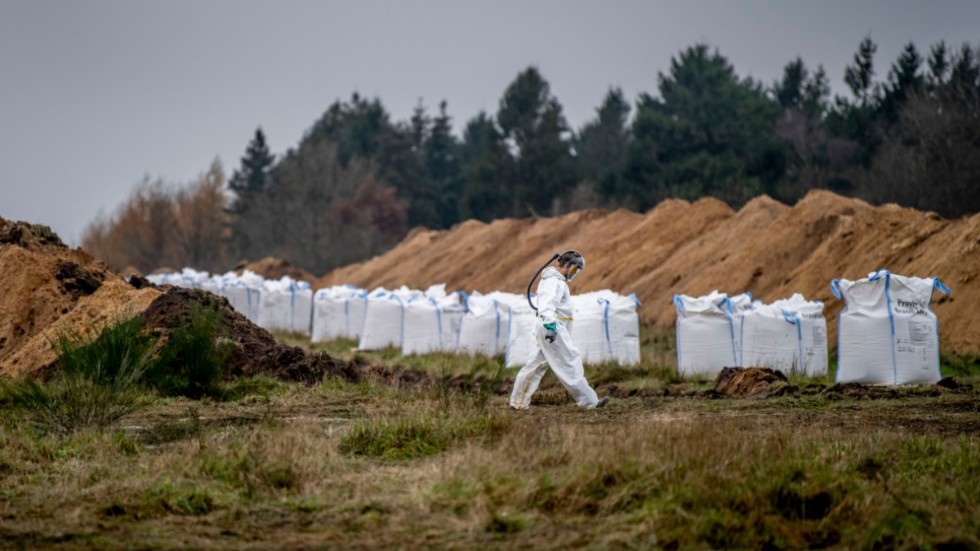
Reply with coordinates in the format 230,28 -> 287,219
2,0 -> 978,246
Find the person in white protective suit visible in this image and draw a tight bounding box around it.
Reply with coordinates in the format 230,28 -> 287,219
509,250 -> 609,410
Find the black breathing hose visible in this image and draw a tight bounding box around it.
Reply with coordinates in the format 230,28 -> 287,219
526,253 -> 560,312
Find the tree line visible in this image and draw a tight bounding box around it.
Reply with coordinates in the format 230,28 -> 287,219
83,38 -> 980,276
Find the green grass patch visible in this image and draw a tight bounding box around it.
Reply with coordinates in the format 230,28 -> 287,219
941,352 -> 980,378
339,410 -> 511,460
431,419 -> 980,549
0,302 -> 239,435
217,375 -> 288,402
1,316 -> 155,434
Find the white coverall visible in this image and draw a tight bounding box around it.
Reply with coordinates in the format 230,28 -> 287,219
509,267 -> 600,409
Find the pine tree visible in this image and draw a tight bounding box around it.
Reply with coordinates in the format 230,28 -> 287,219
926,42 -> 949,90
496,67 -> 576,216
308,93 -> 391,166
801,66 -> 831,120
426,101 -> 462,228
829,36 -> 882,166
227,128 -> 276,263
458,112 -> 512,221
844,36 -> 879,108
772,59 -> 839,200
775,58 -> 807,109
228,128 -> 275,195
576,88 -> 631,204
881,42 -> 924,122
626,44 -> 783,207
384,103 -> 433,229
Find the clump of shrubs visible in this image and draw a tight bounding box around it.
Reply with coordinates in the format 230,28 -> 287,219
1,300 -> 232,434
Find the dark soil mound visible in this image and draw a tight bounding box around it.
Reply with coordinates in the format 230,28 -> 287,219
712,367 -> 793,398
0,218 -> 67,251
141,286 -> 431,386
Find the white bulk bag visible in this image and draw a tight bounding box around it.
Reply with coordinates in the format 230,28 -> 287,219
833,270 -> 951,385
605,293 -> 641,366
199,274 -> 222,296
502,293 -> 537,368
401,296 -> 444,355
570,291 -> 640,366
175,267 -> 210,288
571,293 -> 612,365
740,294 -> 827,376
675,291 -> 736,377
146,267 -> 209,288
458,292 -> 506,356
782,297 -> 828,377
505,305 -> 537,368
344,290 -> 368,340
358,288 -> 417,350
725,292 -> 753,365
256,278 -> 313,334
221,270 -> 264,322
222,282 -> 262,322
436,292 -> 466,352
740,303 -> 797,372
421,284 -> 467,352
311,285 -> 367,342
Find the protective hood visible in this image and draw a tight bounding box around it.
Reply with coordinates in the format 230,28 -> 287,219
535,267 -> 573,325
541,266 -> 565,281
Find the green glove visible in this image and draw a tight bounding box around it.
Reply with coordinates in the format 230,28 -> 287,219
543,322 -> 557,343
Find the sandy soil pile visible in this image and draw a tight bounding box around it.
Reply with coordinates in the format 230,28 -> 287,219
320,190 -> 980,355
0,219 -> 162,377
0,219 -> 309,380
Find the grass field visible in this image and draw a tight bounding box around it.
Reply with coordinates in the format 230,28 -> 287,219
0,328 -> 977,550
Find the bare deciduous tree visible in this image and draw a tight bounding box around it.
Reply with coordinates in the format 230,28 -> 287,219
81,162 -> 230,274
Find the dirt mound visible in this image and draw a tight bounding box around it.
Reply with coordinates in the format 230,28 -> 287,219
705,367 -> 975,399
712,367 -> 791,398
140,287 -> 452,387
0,217 -> 161,377
139,287 -> 347,383
319,190 -> 980,355
1,279 -> 162,379
236,257 -> 316,282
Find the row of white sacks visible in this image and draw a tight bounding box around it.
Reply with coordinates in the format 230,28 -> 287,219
147,269 -> 309,333
675,291 -> 828,377
675,270 -> 952,385
321,285 -> 640,366
145,268 -> 641,366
